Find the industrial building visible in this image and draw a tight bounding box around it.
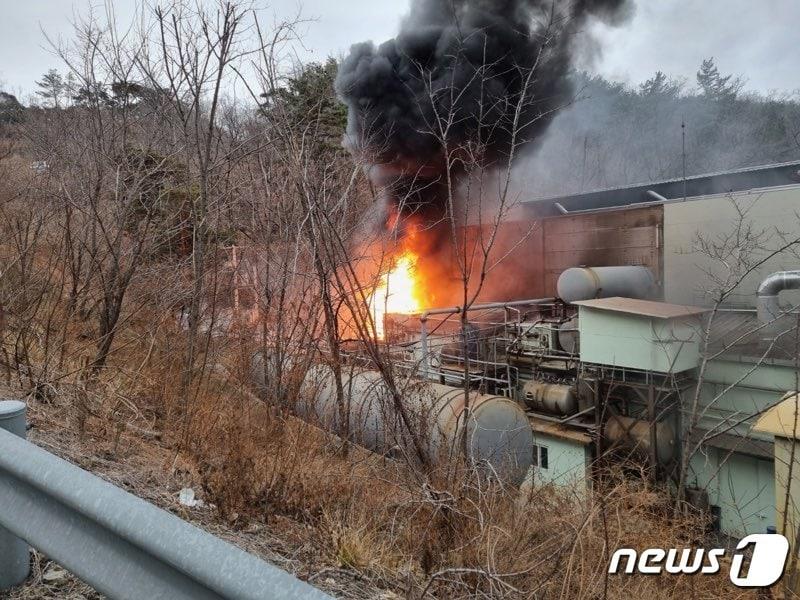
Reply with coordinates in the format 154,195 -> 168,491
509,160 -> 800,537
253,160 -> 800,539
402,160 -> 800,537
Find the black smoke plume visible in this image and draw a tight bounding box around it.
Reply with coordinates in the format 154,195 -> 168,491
336,0 -> 633,212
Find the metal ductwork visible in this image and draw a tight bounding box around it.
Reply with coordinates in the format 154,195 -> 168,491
757,271 -> 800,323
251,353 -> 534,484
557,266 -> 656,304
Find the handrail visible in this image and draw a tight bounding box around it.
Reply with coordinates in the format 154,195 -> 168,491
0,401 -> 332,600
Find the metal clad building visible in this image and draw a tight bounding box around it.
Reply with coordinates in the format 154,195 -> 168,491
515,161 -> 800,537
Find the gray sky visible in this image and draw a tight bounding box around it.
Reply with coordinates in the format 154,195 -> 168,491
1,0 -> 799,100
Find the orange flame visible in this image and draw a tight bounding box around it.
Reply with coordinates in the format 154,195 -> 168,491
369,250 -> 423,339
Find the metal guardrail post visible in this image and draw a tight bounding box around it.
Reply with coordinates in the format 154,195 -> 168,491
0,400 -> 30,589
0,403 -> 333,599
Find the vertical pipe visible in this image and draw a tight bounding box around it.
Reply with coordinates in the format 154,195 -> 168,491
420,317 -> 429,380
0,400 -> 30,590
647,384 -> 658,481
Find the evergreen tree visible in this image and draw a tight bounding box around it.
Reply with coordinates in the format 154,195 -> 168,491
72,83 -> 111,107
260,59 -> 347,152
35,69 -> 66,108
696,58 -> 743,102
0,92 -> 24,124
639,71 -> 683,98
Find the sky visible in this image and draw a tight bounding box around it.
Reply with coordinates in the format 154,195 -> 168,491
1,0 -> 799,101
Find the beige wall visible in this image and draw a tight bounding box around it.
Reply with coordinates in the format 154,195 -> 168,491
664,185 -> 800,307
774,438 -> 800,544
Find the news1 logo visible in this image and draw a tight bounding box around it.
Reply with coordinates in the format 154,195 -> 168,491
608,534 -> 790,588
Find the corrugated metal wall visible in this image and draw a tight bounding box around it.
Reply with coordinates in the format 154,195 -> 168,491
473,205 -> 663,302
541,206 -> 663,296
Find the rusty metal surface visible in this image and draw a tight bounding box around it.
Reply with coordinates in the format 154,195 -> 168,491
542,205 -> 663,297
470,204 -> 663,302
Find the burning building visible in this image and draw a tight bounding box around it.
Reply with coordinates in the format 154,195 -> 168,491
252,0 -> 800,540
253,159 -> 800,538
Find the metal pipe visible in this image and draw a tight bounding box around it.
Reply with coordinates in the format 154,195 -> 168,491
646,190 -> 670,203
0,401 -> 28,590
554,202 -> 569,215
420,317 -> 430,379
757,271 -> 800,323
416,297 -> 556,319
605,415 -> 676,464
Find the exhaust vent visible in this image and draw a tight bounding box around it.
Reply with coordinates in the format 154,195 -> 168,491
757,271 -> 800,323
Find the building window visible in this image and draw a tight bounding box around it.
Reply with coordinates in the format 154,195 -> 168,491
532,444 -> 549,470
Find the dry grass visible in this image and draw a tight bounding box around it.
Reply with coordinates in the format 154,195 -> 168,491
0,160 -> 768,599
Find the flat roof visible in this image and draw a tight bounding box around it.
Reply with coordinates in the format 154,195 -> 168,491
573,297 -> 709,319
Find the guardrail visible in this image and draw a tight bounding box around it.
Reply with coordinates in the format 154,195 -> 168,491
0,400 -> 333,600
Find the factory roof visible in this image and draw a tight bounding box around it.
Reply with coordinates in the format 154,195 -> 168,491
573,297 -> 709,319
523,160 -> 800,216
755,394 -> 800,439
708,310 -> 800,363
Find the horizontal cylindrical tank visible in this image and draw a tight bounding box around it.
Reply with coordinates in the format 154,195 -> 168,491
557,316 -> 580,354
557,266 -> 656,304
252,355 -> 534,484
522,381 -> 579,416
605,415 -> 676,464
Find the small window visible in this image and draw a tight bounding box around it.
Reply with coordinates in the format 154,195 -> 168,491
532,444 -> 549,470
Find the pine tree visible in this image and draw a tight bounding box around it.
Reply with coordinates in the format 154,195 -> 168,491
0,91 -> 24,123
35,69 -> 66,108
260,59 -> 347,153
639,71 -> 683,97
696,58 -> 743,102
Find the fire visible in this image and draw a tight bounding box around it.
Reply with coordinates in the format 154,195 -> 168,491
369,251 -> 423,339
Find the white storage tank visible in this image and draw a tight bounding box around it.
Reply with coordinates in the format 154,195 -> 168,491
558,266 -> 656,304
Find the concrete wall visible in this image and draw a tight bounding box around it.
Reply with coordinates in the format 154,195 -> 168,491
464,205 -> 662,304
664,185 -> 800,307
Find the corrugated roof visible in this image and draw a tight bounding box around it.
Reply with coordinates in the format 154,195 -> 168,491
755,393 -> 800,439
522,160 -> 800,216
707,310 -> 800,362
573,297 -> 709,319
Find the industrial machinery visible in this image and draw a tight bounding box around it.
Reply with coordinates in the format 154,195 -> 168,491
252,265 -> 694,487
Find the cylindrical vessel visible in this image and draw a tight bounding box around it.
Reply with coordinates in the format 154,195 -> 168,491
557,317 -> 580,354
266,363 -> 534,484
522,381 -> 579,416
0,400 -> 29,590
605,414 -> 676,464
557,266 -> 656,304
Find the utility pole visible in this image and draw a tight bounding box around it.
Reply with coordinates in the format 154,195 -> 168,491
682,119 -> 687,201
